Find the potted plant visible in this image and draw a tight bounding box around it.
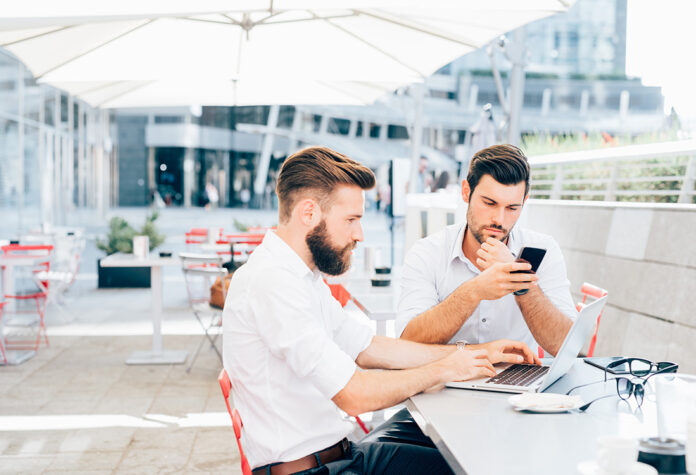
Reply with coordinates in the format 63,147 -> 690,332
96,212 -> 166,288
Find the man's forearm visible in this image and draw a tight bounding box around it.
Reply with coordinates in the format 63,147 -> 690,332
333,360 -> 452,416
356,335 -> 454,370
400,282 -> 480,344
516,285 -> 573,356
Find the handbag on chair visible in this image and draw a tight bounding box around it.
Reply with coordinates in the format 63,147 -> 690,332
210,273 -> 234,309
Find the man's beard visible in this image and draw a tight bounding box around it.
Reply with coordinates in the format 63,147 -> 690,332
306,220 -> 355,276
467,206 -> 510,244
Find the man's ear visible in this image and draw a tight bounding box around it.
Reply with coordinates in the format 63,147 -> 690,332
461,180 -> 471,204
297,198 -> 322,227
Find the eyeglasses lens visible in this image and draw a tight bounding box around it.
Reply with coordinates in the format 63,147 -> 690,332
629,359 -> 652,377
616,378 -> 632,400
634,384 -> 645,406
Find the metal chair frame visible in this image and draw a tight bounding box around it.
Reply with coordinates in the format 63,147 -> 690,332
180,252 -> 228,373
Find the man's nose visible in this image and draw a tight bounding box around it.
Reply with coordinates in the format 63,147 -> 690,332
352,223 -> 364,242
491,207 -> 505,225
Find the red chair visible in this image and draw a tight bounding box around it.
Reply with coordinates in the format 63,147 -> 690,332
185,228 -> 209,247
218,369 -> 252,475
537,282 -> 608,359
0,301 -> 7,364
577,283 -> 608,357
1,244 -> 53,350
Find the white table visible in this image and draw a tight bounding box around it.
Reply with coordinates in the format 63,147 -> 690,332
406,359 -> 660,474
343,277 -> 399,337
100,253 -> 186,365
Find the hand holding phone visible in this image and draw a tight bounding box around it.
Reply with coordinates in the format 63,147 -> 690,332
512,247 -> 546,296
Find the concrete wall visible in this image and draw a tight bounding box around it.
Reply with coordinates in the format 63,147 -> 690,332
524,200 -> 696,372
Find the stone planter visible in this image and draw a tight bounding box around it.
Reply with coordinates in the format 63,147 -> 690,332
97,257 -> 151,288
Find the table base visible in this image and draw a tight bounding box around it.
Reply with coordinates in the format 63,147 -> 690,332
126,350 -> 188,365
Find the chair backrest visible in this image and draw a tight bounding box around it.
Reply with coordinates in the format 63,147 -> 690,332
218,369 -> 251,475
578,282 -> 608,357
180,253 -> 227,306
537,282 -> 609,359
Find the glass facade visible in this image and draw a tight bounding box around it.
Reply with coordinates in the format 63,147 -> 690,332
0,49 -> 114,237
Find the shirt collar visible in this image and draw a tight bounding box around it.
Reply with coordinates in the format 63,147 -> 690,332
262,230 -> 317,280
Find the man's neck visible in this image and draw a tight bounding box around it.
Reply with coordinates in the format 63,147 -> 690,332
275,225 -> 316,271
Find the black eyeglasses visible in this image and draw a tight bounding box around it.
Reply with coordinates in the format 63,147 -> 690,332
566,359 -> 678,410
605,358 -> 678,378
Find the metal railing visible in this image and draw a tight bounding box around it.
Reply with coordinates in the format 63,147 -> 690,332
528,140 -> 696,204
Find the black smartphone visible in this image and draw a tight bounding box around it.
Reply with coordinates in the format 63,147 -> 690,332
512,247 -> 546,295
512,247 -> 546,273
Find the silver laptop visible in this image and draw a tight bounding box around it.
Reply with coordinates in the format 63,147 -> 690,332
446,295 -> 608,394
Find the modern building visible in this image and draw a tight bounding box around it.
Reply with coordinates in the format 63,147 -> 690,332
0,49 -> 114,236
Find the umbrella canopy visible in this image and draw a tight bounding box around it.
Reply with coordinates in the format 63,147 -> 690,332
48,78 -> 404,107
0,0 -> 574,107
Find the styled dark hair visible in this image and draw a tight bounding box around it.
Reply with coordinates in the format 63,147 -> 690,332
466,144 -> 530,196
276,146 -> 375,223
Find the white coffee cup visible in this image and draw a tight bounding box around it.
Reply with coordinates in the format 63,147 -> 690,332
596,435 -> 638,473
687,412 -> 696,475
132,235 -> 149,259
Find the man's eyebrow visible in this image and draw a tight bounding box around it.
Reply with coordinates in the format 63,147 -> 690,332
480,195 -> 522,207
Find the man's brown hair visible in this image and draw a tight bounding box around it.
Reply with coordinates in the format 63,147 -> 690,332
276,146 -> 375,223
467,144 -> 530,197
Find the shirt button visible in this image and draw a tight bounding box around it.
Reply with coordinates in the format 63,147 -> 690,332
482,318 -> 487,323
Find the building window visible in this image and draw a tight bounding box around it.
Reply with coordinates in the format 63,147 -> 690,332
369,123 -> 381,138
329,118 -> 350,135
387,125 -> 409,140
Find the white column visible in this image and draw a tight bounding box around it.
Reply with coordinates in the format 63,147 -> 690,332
467,84 -> 479,113
506,28 -> 527,146
408,83 -> 425,193
348,118 -> 358,138
253,104 -> 279,196
580,90 -> 590,117
183,147 -> 195,208
17,63 -> 25,233
541,88 -> 552,116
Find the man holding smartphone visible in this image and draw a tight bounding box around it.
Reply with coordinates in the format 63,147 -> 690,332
397,144 -> 576,357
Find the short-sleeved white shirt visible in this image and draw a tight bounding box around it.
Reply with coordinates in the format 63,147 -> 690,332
223,231 -> 374,469
396,223 -> 577,350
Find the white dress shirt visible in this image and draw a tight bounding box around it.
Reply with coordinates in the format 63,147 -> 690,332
396,223 -> 577,350
223,231 -> 374,469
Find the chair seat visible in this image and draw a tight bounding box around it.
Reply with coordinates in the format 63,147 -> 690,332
192,302 -> 221,314
4,315 -> 41,327
34,271 -> 73,283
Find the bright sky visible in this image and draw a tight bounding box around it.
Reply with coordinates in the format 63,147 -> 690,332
626,0 -> 696,122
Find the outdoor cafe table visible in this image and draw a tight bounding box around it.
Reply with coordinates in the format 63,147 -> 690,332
99,253 -> 186,365
406,359 -> 660,475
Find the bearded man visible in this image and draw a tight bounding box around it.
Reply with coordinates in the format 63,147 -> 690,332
222,146 -> 537,474
397,144 -> 577,357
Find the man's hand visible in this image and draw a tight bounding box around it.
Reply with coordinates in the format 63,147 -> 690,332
470,261 -> 538,300
476,237 -> 515,270
474,339 -> 541,365
436,348 -> 496,382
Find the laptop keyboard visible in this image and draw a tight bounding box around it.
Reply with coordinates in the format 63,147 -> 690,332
486,364 -> 550,387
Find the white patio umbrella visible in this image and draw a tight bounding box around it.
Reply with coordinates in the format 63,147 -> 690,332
0,0 -> 574,106
48,78 -> 405,108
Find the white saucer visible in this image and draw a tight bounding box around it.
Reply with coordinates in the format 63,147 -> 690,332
508,393 -> 584,413
576,460 -> 657,475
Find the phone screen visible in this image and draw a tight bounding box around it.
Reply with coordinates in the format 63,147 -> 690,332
512,247 -> 546,273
